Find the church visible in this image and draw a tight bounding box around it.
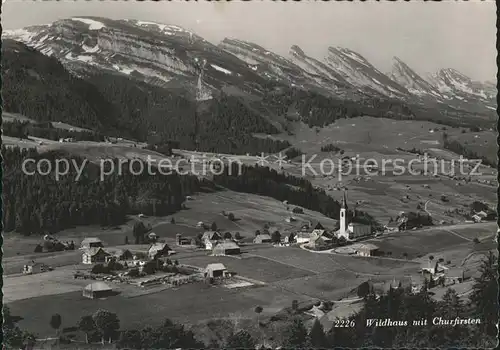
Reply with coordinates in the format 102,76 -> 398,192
335,191 -> 372,241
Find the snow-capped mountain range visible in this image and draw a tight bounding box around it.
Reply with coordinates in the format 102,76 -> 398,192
3,16 -> 496,113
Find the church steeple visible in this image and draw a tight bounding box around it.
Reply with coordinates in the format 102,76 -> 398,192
341,190 -> 348,210
339,190 -> 348,239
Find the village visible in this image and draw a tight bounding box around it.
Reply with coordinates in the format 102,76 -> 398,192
6,185 -> 495,344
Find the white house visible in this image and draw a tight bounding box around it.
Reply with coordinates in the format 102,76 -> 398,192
82,247 -> 110,265
295,232 -> 311,244
202,231 -> 222,250
472,214 -> 482,223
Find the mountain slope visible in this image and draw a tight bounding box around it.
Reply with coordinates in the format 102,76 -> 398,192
219,38 -> 328,92
324,47 -> 409,98
2,38 -> 291,153
390,57 -> 442,98
2,17 -> 268,98
1,39 -> 127,136
2,15 -> 496,140
428,68 -> 497,112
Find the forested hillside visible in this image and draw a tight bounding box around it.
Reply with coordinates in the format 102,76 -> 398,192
2,39 -> 128,137
1,146 -> 214,235
2,39 -> 290,154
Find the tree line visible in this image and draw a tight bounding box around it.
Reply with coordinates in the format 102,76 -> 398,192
442,134 -> 497,168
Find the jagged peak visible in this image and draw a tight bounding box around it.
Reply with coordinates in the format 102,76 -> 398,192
327,46 -> 371,66
290,45 -> 306,57
437,68 -> 470,81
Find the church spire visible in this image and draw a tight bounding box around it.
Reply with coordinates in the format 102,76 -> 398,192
341,190 -> 348,210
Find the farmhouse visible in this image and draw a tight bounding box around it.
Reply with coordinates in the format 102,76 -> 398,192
212,241 -> 241,256
82,247 -> 111,265
382,277 -> 414,292
82,282 -> 114,299
176,233 -> 193,246
254,234 -> 272,244
475,211 -> 487,219
80,237 -> 104,250
202,231 -> 222,250
106,248 -> 133,261
309,229 -> 332,250
203,231 -> 222,241
204,263 -> 228,278
445,268 -> 468,284
471,214 -> 482,223
148,243 -> 171,259
22,261 -> 51,274
354,243 -> 379,257
295,232 -> 312,244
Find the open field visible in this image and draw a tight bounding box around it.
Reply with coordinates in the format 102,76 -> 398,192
181,254 -> 314,283
369,229 -> 469,260
2,250 -> 83,275
272,270 -> 365,300
263,117 -> 498,223
251,246 -> 419,276
154,191 -> 338,238
4,220 -> 495,338
6,282 -> 308,338
3,267 -> 90,303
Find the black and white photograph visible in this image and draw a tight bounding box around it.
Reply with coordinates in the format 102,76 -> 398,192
1,0 -> 498,349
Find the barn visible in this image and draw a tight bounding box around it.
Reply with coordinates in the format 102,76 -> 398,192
204,263 -> 228,278
253,234 -> 272,244
355,243 -> 379,257
82,282 -> 114,299
212,241 -> 241,256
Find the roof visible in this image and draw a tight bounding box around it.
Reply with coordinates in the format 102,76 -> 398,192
81,237 -> 102,245
255,234 -> 272,241
355,243 -> 379,251
349,222 -> 370,227
383,277 -> 413,291
202,231 -> 221,241
106,248 -> 132,257
82,247 -> 109,257
312,222 -> 325,230
149,243 -> 169,252
84,282 -> 112,292
213,241 -> 240,250
206,263 -> 227,271
296,232 -> 311,239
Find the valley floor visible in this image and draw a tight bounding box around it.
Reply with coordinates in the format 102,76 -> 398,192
3,190 -> 497,338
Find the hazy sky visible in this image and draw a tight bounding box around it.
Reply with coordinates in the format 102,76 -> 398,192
1,0 -> 496,81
